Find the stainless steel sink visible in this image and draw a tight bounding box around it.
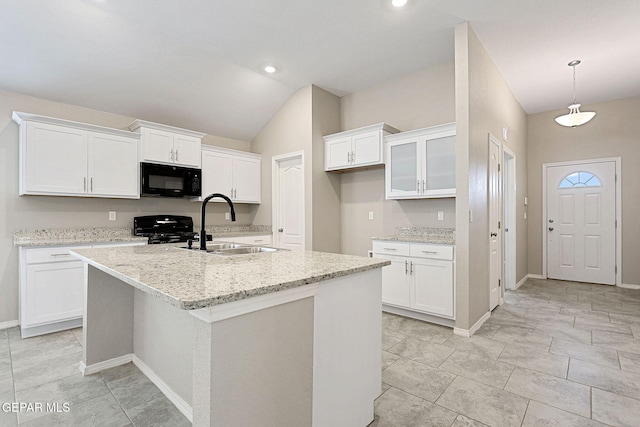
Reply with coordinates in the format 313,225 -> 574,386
177,242 -> 281,255
213,246 -> 279,256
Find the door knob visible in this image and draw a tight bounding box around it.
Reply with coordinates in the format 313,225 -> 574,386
278,228 -> 284,232
549,219 -> 554,223
491,232 -> 497,237
548,227 -> 554,231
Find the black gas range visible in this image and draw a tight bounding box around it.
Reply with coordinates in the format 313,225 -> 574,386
134,215 -> 200,244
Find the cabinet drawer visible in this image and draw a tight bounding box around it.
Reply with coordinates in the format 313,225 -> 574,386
372,241 -> 410,257
25,245 -> 92,265
409,244 -> 453,261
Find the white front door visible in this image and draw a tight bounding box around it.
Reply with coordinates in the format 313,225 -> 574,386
274,154 -> 305,250
489,137 -> 501,310
546,161 -> 616,284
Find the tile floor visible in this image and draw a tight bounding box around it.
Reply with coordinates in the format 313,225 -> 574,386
0,326 -> 189,426
2,277 -> 640,426
372,278 -> 640,426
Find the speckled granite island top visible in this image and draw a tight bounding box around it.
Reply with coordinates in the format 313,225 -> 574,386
70,244 -> 390,310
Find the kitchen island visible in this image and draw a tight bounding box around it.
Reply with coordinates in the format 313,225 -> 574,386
70,244 -> 389,427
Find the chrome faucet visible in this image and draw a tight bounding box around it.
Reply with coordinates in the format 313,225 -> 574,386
200,193 -> 236,251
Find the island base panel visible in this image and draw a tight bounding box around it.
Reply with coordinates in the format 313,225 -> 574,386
193,297 -> 314,426
83,265 -> 134,368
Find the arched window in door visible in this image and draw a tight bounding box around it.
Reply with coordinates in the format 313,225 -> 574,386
559,171 -> 602,188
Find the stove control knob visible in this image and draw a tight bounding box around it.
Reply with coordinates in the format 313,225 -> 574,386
187,239 -> 193,249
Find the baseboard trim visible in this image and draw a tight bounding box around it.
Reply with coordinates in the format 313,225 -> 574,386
132,355 -> 193,422
0,320 -> 19,330
619,283 -> 640,290
512,275 -> 529,290
80,354 -> 133,376
382,305 -> 454,328
453,311 -> 490,337
527,274 -> 546,280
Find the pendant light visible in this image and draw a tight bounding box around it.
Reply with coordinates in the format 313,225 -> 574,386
554,60 -> 596,127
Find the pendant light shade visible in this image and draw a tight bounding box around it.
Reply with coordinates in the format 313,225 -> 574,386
554,60 -> 596,127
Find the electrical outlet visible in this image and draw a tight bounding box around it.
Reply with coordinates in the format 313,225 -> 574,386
524,212 -> 527,220
108,211 -> 116,221
225,212 -> 230,220
502,127 -> 508,142
437,211 -> 444,221
368,211 -> 374,220
469,210 -> 473,223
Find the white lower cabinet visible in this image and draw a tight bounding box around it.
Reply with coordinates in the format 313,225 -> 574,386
373,240 -> 454,320
19,241 -> 146,338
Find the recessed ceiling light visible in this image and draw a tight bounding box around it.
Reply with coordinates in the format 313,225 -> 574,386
391,0 -> 408,7
264,65 -> 277,74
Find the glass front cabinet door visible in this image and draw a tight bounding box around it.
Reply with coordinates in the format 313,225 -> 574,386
385,123 -> 456,200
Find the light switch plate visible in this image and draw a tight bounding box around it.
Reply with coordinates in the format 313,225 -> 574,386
108,211 -> 116,221
225,212 -> 230,220
368,211 -> 374,220
524,196 -> 528,206
437,211 -> 444,221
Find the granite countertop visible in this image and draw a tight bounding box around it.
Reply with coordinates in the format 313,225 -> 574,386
70,245 -> 389,310
373,227 -> 455,245
14,228 -> 147,247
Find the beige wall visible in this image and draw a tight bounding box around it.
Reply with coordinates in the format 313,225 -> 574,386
251,85 -> 342,253
0,90 -> 251,323
455,23 -> 528,330
250,86 -> 314,249
339,62 -> 457,257
527,95 -> 640,286
311,86 -> 342,253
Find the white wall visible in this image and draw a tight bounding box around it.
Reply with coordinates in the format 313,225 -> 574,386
0,90 -> 251,323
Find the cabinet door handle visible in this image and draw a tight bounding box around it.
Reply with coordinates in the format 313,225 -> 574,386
422,250 -> 437,254
254,239 -> 264,243
83,177 -> 86,192
351,151 -> 355,163
170,149 -> 174,161
405,260 -> 408,274
175,149 -> 179,162
410,261 -> 414,275
50,253 -> 70,257
417,180 -> 420,192
90,177 -> 93,192
383,247 -> 397,251
422,180 -> 426,193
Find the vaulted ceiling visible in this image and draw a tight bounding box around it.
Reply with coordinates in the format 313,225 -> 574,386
1,0 -> 638,141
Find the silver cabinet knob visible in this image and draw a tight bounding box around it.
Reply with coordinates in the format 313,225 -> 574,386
549,227 -> 554,231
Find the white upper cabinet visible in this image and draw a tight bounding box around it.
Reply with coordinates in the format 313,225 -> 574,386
199,146 -> 261,204
324,123 -> 399,172
13,112 -> 140,199
385,123 -> 456,200
129,120 -> 204,168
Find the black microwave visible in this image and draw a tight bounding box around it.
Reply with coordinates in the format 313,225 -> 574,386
140,162 -> 202,198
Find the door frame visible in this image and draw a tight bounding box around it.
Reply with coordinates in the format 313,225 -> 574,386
488,134 -> 503,309
271,151 -> 305,249
503,146 -> 516,290
541,157 -> 622,285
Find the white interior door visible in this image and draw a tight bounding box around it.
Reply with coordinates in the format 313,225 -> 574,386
489,137 -> 501,310
274,154 -> 304,250
546,161 -> 616,284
